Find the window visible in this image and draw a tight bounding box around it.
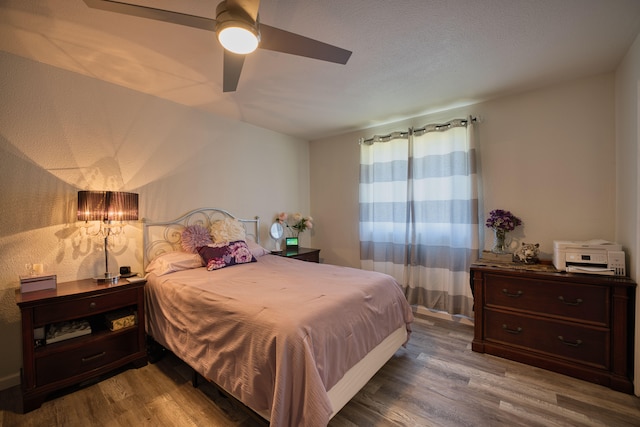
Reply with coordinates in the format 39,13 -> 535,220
359,119 -> 478,317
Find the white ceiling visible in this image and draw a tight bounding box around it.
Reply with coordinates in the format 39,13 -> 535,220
2,0 -> 640,140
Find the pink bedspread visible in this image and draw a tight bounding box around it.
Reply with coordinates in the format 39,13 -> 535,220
145,254 -> 413,427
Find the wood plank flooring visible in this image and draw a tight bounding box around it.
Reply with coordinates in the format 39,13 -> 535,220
2,314 -> 639,426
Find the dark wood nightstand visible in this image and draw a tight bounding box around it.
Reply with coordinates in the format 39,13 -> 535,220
273,247 -> 320,263
15,277 -> 148,412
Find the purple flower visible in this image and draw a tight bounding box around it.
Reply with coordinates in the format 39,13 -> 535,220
486,209 -> 522,232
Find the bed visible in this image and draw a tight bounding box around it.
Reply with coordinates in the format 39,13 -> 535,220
143,208 -> 414,426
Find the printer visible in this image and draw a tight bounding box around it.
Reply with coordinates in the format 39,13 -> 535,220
553,240 -> 626,276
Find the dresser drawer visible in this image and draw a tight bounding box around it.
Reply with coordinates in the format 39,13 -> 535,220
35,329 -> 139,386
33,288 -> 139,326
485,274 -> 608,325
485,309 -> 609,369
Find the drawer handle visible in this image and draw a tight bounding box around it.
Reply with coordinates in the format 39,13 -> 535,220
502,288 -> 523,298
502,324 -> 523,334
558,296 -> 583,306
89,302 -> 97,309
82,351 -> 106,363
558,336 -> 582,347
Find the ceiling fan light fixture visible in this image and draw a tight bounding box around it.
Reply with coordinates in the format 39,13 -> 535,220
217,20 -> 259,55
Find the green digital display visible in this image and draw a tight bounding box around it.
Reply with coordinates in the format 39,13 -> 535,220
285,237 -> 298,248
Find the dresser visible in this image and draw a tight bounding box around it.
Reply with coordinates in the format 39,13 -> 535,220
273,247 -> 320,263
470,263 -> 635,393
15,278 -> 148,412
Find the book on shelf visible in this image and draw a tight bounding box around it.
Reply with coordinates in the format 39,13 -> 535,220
45,319 -> 91,344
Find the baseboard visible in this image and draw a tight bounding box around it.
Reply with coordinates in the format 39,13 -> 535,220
414,305 -> 474,326
0,372 -> 21,391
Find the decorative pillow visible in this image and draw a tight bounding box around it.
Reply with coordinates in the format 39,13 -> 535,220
246,237 -> 270,257
210,218 -> 246,244
197,241 -> 256,271
181,224 -> 213,253
145,251 -> 204,276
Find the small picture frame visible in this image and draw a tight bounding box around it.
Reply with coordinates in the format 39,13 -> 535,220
285,237 -> 299,250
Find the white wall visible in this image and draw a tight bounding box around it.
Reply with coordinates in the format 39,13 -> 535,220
311,73 -> 616,267
0,52 -> 310,388
615,31 -> 640,395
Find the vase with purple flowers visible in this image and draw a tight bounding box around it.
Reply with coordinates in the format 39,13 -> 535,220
485,209 -> 522,254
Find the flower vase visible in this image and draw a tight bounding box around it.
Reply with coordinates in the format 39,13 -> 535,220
492,229 -> 508,254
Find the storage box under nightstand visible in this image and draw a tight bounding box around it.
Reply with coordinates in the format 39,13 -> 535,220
104,308 -> 137,331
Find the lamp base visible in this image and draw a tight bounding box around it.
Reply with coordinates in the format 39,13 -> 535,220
94,272 -> 120,284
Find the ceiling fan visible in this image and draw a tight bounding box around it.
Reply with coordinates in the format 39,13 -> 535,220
83,0 -> 352,92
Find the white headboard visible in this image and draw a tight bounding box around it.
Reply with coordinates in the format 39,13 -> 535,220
143,208 -> 260,267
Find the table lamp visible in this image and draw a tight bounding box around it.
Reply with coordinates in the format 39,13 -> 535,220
77,191 -> 138,283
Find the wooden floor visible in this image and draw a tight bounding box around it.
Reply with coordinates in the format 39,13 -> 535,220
2,314 -> 639,426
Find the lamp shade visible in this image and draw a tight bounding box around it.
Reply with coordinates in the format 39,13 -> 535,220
77,191 -> 139,222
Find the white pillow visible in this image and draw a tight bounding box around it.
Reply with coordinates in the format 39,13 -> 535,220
246,238 -> 270,257
145,251 -> 204,276
210,218 -> 246,244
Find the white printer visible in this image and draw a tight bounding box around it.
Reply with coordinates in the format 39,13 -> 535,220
553,240 -> 626,276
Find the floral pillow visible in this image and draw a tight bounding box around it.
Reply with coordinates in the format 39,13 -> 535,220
181,224 -> 213,253
197,240 -> 256,271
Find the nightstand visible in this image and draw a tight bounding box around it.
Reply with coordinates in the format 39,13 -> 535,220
15,278 -> 148,412
273,247 -> 320,263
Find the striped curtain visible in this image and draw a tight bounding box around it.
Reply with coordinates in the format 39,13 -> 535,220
359,119 -> 478,317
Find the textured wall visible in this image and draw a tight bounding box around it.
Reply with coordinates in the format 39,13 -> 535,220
0,51 -> 310,387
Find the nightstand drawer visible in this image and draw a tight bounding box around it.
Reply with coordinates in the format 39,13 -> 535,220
485,309 -> 608,369
484,274 -> 608,325
35,329 -> 139,386
33,288 -> 139,326
274,247 -> 320,263
291,251 -> 319,263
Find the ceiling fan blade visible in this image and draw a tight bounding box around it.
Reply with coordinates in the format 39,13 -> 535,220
259,24 -> 352,65
223,51 -> 246,92
226,0 -> 261,22
83,0 -> 216,32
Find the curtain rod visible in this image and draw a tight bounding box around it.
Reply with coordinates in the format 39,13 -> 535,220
358,116 -> 477,145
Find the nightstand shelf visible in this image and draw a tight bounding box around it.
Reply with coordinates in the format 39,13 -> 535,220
15,278 -> 148,412
272,247 -> 320,263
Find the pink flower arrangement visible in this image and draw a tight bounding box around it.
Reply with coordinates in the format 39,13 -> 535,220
276,212 -> 314,237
